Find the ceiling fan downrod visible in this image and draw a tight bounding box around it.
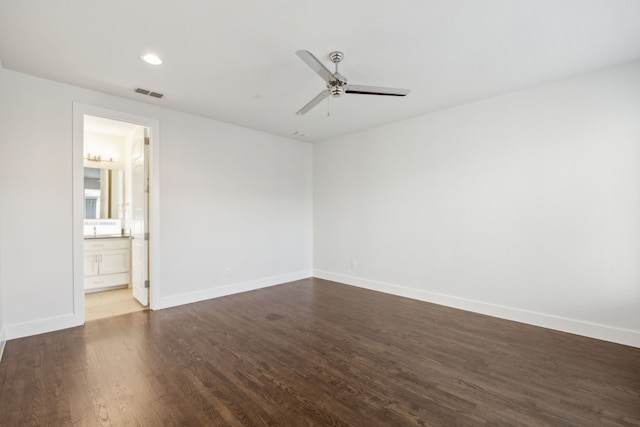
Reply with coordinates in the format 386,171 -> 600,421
327,51 -> 347,97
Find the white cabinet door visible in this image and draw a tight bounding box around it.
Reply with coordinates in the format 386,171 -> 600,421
84,238 -> 131,292
99,249 -> 131,275
84,251 -> 100,276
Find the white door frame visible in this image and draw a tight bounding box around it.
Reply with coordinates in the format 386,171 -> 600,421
72,103 -> 160,324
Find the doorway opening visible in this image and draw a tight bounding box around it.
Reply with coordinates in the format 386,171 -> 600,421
85,288 -> 144,321
72,104 -> 160,324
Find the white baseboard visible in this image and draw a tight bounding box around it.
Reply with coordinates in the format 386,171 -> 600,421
155,270 -> 313,310
4,313 -> 82,341
313,270 -> 640,348
2,271 -> 312,342
0,327 -> 6,362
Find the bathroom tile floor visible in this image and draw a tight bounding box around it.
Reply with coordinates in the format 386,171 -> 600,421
85,287 -> 146,321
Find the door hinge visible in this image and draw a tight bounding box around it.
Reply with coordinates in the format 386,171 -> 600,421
144,232 -> 150,240
144,136 -> 150,145
144,280 -> 150,288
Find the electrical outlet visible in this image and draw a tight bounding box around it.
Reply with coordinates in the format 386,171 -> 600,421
226,267 -> 232,278
351,260 -> 357,270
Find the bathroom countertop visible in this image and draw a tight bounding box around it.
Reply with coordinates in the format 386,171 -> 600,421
84,235 -> 132,239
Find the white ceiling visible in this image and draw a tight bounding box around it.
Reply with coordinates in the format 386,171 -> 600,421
1,0 -> 639,142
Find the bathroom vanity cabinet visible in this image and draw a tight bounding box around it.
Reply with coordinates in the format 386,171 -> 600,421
84,237 -> 131,293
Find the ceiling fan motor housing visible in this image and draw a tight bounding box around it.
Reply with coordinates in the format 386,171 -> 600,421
328,73 -> 348,97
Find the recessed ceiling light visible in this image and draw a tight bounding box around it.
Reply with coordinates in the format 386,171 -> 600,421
141,53 -> 162,65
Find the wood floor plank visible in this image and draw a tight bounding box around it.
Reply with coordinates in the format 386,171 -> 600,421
1,278 -> 639,426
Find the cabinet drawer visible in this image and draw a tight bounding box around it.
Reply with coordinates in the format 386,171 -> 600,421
84,238 -> 130,251
85,272 -> 129,290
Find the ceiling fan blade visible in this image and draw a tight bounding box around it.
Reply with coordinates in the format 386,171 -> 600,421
296,90 -> 330,115
296,50 -> 333,82
345,85 -> 410,96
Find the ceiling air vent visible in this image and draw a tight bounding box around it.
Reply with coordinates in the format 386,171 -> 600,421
134,87 -> 164,99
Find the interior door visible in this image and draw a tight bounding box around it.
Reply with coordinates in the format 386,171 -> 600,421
131,127 -> 149,306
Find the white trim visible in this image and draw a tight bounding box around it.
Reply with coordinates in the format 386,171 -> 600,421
72,104 -> 161,327
0,327 -> 6,362
313,270 -> 640,348
4,314 -> 78,341
155,270 -> 313,310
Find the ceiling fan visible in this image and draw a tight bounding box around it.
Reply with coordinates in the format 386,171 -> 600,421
295,50 -> 410,115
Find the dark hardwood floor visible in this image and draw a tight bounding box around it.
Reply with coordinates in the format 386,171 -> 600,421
0,278 -> 638,426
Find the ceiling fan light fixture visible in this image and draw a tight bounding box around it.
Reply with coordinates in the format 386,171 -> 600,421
329,86 -> 344,97
141,53 -> 162,65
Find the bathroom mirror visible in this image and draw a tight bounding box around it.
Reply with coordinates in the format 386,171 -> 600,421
84,167 -> 124,219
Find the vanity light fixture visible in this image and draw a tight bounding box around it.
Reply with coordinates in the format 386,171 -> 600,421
85,153 -> 114,163
141,53 -> 162,65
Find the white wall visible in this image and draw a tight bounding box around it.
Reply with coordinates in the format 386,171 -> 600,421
1,70 -> 76,334
0,62 -> 5,356
0,68 -> 313,338
156,110 -> 313,308
314,61 -> 640,347
2,60 -> 638,348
